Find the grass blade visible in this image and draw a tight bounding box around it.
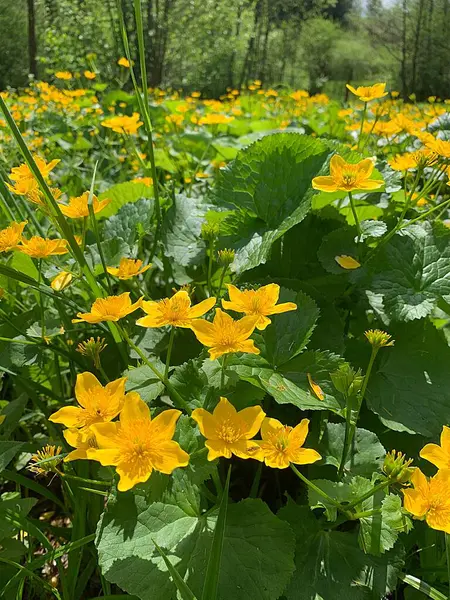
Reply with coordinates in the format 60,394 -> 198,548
152,539 -> 197,600
201,466 -> 231,600
399,573 -> 447,600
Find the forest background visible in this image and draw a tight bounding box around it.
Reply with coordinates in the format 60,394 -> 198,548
0,0 -> 449,100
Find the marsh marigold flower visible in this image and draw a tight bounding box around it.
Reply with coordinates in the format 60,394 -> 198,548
84,70 -> 96,80
190,308 -> 260,360
51,271 -> 73,291
19,236 -> 68,258
118,57 -> 130,68
49,372 -> 127,431
0,221 -> 27,253
192,396 -> 265,461
107,258 -> 151,280
28,444 -> 62,475
403,468 -> 450,533
76,337 -> 107,368
137,290 -> 215,329
72,292 -> 142,324
365,329 -> 394,349
222,284 -> 297,331
426,138 -> 450,159
256,417 -> 321,469
420,426 -> 450,470
101,113 -> 142,135
312,155 -> 383,193
58,191 -> 110,219
8,155 -> 60,185
346,83 -> 388,102
55,71 -> 72,80
89,392 -> 189,491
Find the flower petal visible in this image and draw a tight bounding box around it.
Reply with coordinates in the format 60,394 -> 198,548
441,426 -> 450,454
420,443 -> 450,469
116,461 -> 153,491
268,301 -> 297,316
87,448 -> 120,466
90,422 -> 121,448
190,318 -> 216,346
238,405 -> 266,439
235,315 -> 259,341
260,417 -> 284,441
120,392 -> 150,423
75,372 -> 102,408
289,447 -> 322,465
356,158 -> 375,178
191,408 -> 217,439
150,409 -> 182,439
402,488 -> 429,518
49,406 -> 84,427
230,439 -> 264,461
205,438 -> 232,460
311,176 -> 338,192
288,419 -> 310,448
188,296 -> 216,319
213,397 -> 238,423
150,440 -> 189,474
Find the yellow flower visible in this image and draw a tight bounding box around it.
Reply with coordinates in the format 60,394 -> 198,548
51,271 -> 73,291
63,428 -> 98,461
335,255 -> 361,270
312,155 -> 383,193
137,290 -> 215,328
0,221 -> 27,253
107,258 -> 151,280
192,396 -> 265,461
222,284 -> 297,330
256,417 -> 321,469
198,114 -> 234,126
403,468 -> 450,533
101,113 -> 142,135
55,71 -> 73,80
28,445 -> 63,475
420,426 -> 450,469
190,308 -> 260,360
19,236 -> 69,258
89,393 -> 189,491
84,70 -> 96,80
58,191 -> 110,218
388,153 -> 418,172
118,57 -> 130,68
133,177 -> 153,187
346,83 -> 388,102
426,138 -> 450,159
72,292 -> 142,324
364,329 -> 394,348
8,155 -> 60,184
49,372 -> 127,431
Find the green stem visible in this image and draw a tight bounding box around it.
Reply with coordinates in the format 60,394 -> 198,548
291,465 -> 353,518
37,259 -> 46,340
165,326 -> 175,379
207,238 -> 215,296
346,478 -> 392,510
118,325 -> 190,413
356,101 -> 367,151
220,354 -> 228,390
359,346 -> 378,404
348,191 -> 361,239
58,471 -> 112,487
217,266 -> 227,298
351,508 -> 382,520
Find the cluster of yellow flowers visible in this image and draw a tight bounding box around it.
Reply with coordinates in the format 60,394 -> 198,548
72,284 -> 296,360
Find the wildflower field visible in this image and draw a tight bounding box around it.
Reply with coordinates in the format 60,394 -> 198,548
3,11 -> 450,600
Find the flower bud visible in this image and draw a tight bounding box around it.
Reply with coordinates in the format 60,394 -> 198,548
331,364 -> 364,397
217,248 -> 235,267
383,450 -> 414,484
51,271 -> 73,291
365,329 -> 394,349
201,221 -> 220,241
77,337 -> 107,368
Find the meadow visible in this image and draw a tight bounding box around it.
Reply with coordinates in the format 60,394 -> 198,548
1,18 -> 450,600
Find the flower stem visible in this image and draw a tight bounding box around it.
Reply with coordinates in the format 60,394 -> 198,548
348,191 -> 361,239
345,478 -> 392,510
164,327 -> 175,379
220,354 -> 228,390
290,464 -> 353,518
37,259 -> 46,341
357,101 -> 367,151
207,238 -> 215,297
118,325 -> 190,413
217,266 -> 227,298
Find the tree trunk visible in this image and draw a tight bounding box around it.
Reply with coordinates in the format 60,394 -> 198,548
27,0 -> 38,78
411,0 -> 425,93
401,0 -> 408,98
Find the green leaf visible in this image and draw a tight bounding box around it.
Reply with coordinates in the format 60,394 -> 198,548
99,181 -> 153,218
0,395 -> 28,440
0,496 -> 37,541
368,222 -> 450,322
367,320 -> 450,436
10,252 -> 39,280
213,133 -> 338,274
202,468 -> 230,600
0,442 -> 25,473
96,496 -> 295,600
169,360 -> 210,410
230,351 -> 346,414
162,194 -> 209,267
318,226 -> 359,274
359,220 -> 387,241
358,494 -> 412,556
125,365 -> 165,402
103,199 -> 154,247
320,423 -> 385,477
278,501 -> 404,600
307,479 -> 353,521
264,290 -> 319,367
152,540 -> 198,600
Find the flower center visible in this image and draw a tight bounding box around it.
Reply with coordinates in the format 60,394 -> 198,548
342,172 -> 357,187
217,420 -> 241,443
